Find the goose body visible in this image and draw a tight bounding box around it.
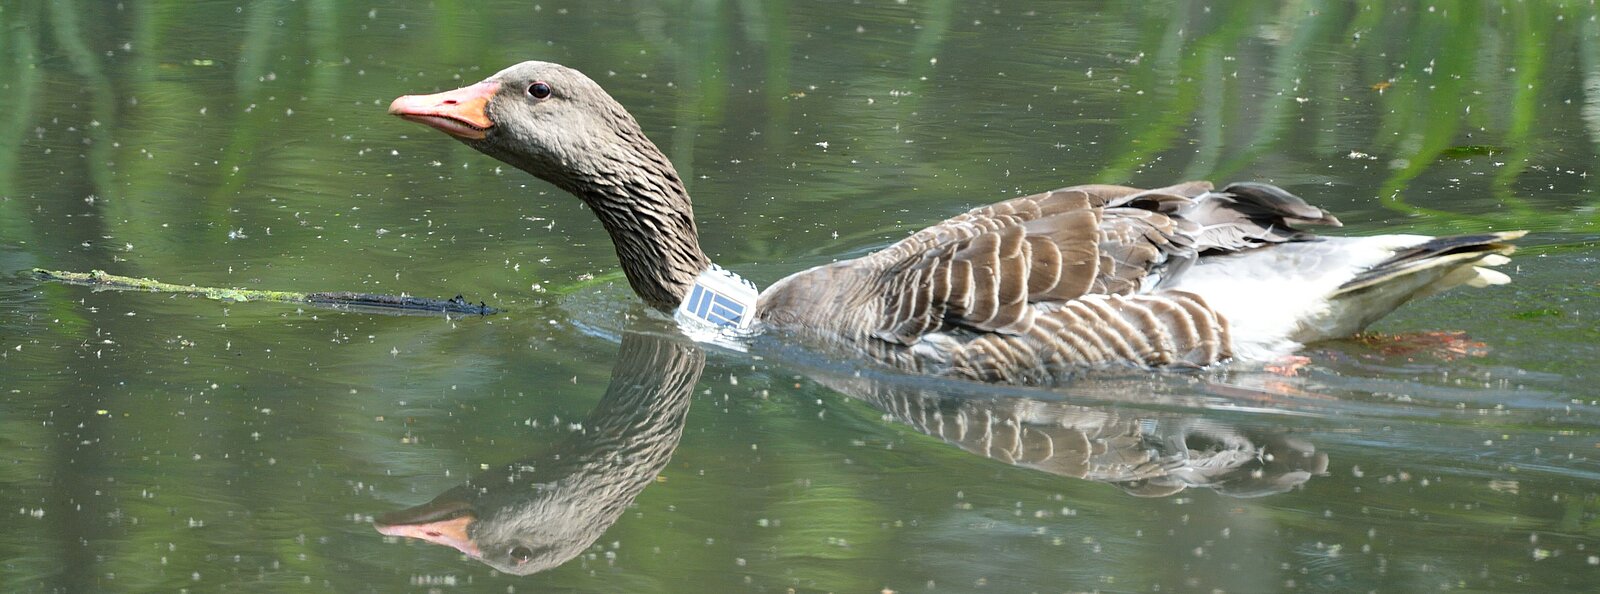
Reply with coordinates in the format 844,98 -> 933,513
390,61 -> 1521,383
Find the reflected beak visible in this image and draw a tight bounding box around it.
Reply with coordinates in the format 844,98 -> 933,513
388,81 -> 499,140
374,498 -> 481,558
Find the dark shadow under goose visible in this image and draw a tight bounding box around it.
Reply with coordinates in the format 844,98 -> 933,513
390,61 -> 1524,384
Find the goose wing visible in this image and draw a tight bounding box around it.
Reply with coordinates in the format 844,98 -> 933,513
864,182 -> 1339,371
869,182 -> 1334,341
867,183 -> 1178,343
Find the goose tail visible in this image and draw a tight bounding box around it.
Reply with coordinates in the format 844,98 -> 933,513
1332,230 -> 1525,297
1170,230 -> 1525,359
1300,230 -> 1525,343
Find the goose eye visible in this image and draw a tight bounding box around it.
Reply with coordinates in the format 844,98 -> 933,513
526,82 -> 552,99
509,545 -> 534,564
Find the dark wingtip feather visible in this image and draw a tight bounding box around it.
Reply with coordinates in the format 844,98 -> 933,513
1220,182 -> 1342,226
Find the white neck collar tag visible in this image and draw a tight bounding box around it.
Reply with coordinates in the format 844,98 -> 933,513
674,264 -> 760,345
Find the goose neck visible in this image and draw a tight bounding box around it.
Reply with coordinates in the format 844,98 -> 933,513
566,158 -> 710,310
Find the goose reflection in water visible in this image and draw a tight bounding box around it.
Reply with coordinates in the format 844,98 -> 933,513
811,371 -> 1330,498
375,332 -> 1325,574
374,332 -> 704,575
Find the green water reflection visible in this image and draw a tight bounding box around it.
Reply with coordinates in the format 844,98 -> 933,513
1,0 -> 1597,592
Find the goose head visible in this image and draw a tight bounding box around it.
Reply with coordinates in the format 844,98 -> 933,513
390,62 -> 639,192
390,61 -> 709,309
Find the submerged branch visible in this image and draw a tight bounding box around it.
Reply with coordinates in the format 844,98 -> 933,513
31,269 -> 500,316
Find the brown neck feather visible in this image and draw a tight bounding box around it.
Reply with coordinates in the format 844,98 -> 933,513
558,140 -> 710,310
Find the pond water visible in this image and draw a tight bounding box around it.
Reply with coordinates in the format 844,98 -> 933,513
2,1 -> 1599,592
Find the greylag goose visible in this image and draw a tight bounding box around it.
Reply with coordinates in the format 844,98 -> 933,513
390,61 -> 1523,384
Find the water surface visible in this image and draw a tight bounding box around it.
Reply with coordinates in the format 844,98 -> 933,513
2,1 -> 1598,592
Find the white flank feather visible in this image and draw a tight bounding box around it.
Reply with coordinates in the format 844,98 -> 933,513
1166,235 -> 1433,360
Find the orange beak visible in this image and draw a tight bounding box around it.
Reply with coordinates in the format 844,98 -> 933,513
388,81 -> 499,140
374,499 -> 482,558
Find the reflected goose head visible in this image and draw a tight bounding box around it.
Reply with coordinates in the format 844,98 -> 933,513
373,332 -> 704,576
373,486 -> 601,575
